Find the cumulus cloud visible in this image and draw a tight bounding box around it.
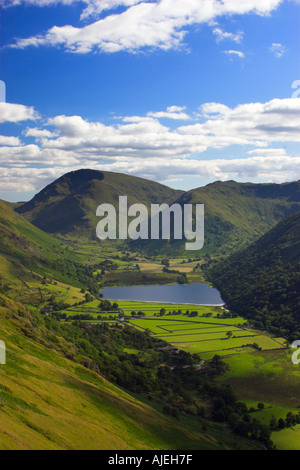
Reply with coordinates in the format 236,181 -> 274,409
3,97 -> 299,166
23,127 -> 57,139
182,98 -> 300,146
0,102 -> 39,123
0,135 -> 22,146
147,106 -> 191,120
9,0 -> 284,53
1,96 -> 299,192
1,154 -> 299,193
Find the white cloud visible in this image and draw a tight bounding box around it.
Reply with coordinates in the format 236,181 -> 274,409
10,0 -> 284,53
223,49 -> 245,58
183,98 -> 300,147
2,96 -> 299,192
270,42 -> 286,57
147,106 -> 191,120
0,102 -> 39,123
1,154 -> 299,193
3,97 -> 297,166
0,135 -> 22,146
212,25 -> 243,43
247,148 -> 287,156
23,127 -> 57,139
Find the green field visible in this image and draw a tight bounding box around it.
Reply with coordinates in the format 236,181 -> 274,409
272,425 -> 300,450
23,293 -> 300,450
64,300 -> 286,359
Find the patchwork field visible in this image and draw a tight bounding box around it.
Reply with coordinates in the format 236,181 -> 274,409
64,300 -> 286,359
61,298 -> 300,448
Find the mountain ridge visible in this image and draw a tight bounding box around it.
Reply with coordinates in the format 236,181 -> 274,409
14,170 -> 300,255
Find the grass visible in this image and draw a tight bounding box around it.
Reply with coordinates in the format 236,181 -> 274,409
271,425 -> 300,450
0,294 -> 262,450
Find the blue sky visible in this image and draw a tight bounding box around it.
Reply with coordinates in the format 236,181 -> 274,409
0,0 -> 300,201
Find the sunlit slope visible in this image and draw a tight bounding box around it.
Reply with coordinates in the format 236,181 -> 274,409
0,200 -> 97,295
0,295 -> 261,450
177,179 -> 300,255
131,179 -> 300,256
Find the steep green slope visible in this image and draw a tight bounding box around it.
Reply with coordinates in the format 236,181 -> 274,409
207,211 -> 300,340
15,169 -> 183,239
0,200 -> 99,295
0,294 -> 265,450
0,294 -> 236,450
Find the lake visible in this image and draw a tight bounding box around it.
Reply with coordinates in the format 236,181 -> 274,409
101,283 -> 224,305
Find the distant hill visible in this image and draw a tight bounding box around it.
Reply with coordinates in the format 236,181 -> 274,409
15,169 -> 183,239
177,180 -> 300,254
207,211 -> 300,340
135,179 -> 300,256
15,171 -> 300,256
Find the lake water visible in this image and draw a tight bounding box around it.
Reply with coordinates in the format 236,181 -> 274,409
101,283 -> 224,305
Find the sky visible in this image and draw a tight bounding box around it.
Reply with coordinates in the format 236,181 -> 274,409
0,0 -> 300,202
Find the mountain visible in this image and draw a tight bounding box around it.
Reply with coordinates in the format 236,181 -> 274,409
132,179 -> 300,257
15,172 -> 300,256
207,211 -> 300,340
176,179 -> 300,254
15,169 -> 183,239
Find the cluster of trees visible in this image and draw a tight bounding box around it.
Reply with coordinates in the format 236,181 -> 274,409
98,299 -> 119,311
271,411 -> 300,430
40,295 -> 70,317
94,259 -> 119,274
130,311 -> 146,317
205,384 -> 273,448
216,310 -> 238,319
42,258 -> 100,294
153,309 -> 199,317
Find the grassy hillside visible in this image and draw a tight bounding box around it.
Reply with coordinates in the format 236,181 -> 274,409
207,211 -> 300,340
15,169 -> 183,239
130,179 -> 300,257
0,200 -> 102,296
0,294 -> 265,450
16,172 -> 300,256
180,179 -> 300,255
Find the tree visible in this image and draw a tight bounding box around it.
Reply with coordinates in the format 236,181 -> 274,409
269,415 -> 277,430
278,418 -> 285,429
